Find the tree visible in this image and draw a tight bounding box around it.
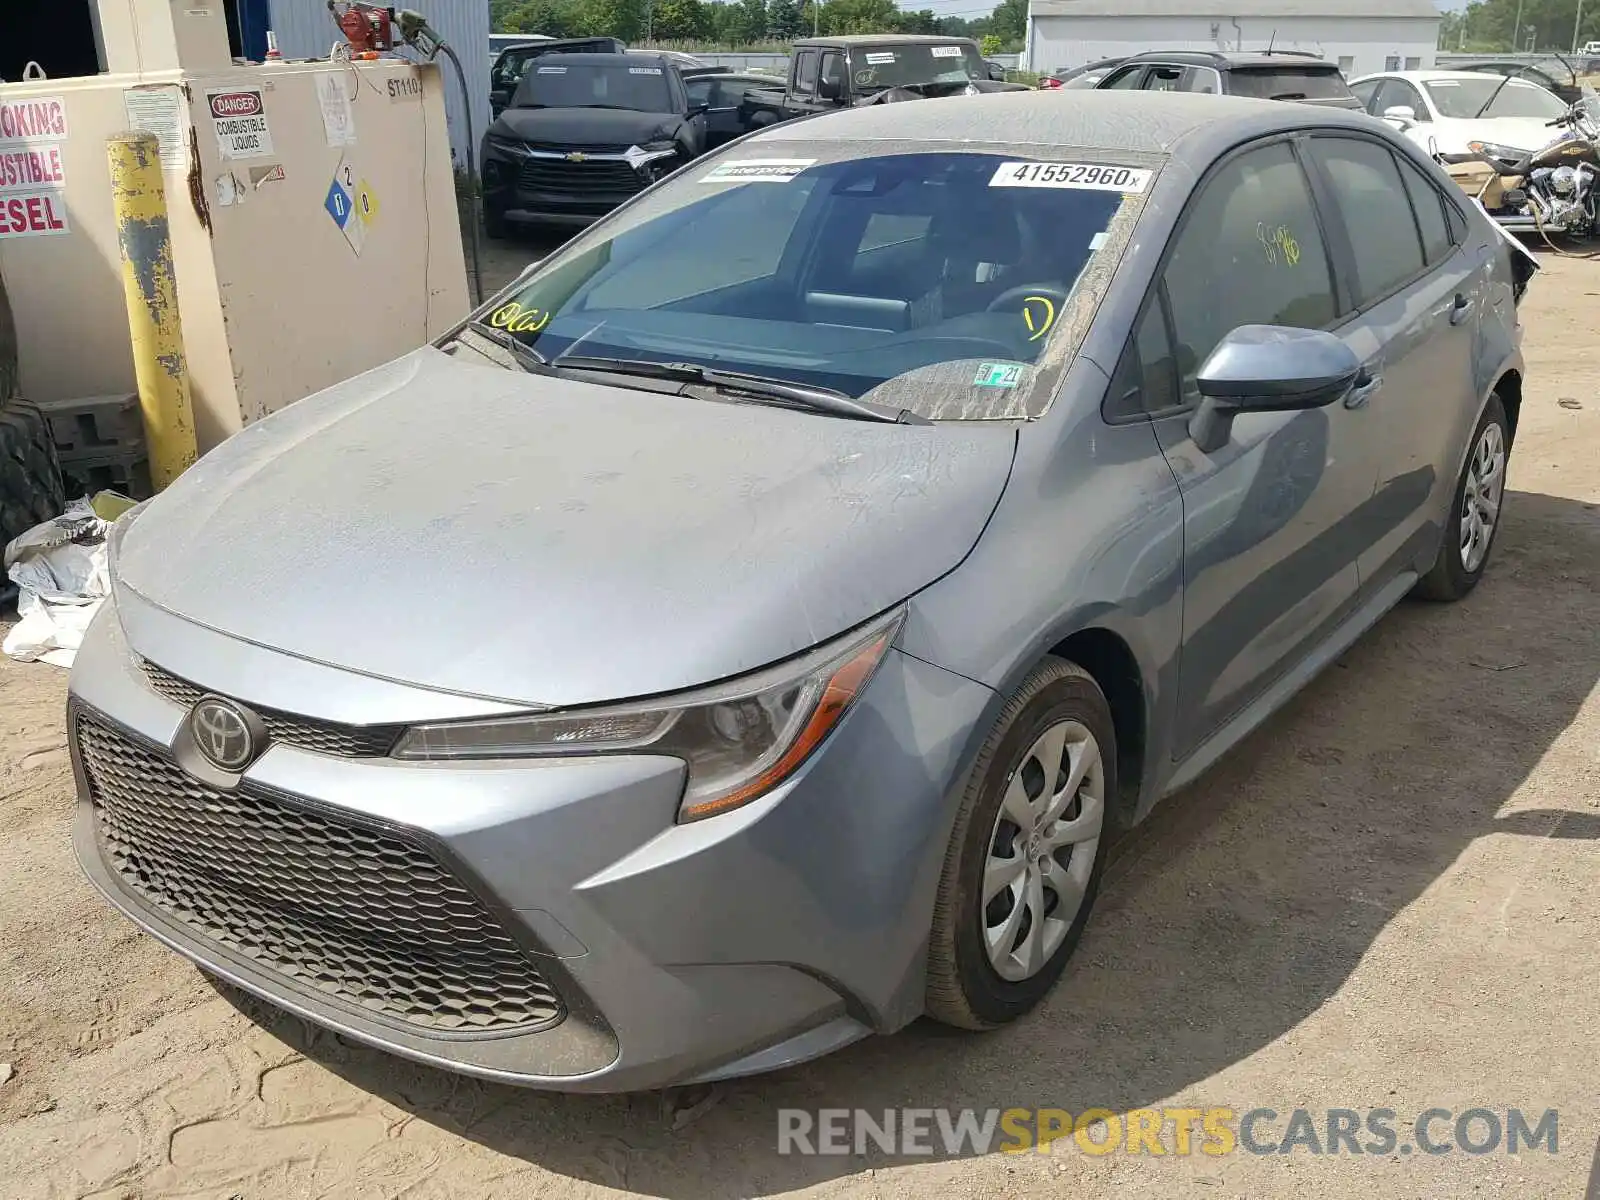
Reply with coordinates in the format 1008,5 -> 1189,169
733,0 -> 769,41
819,0 -> 898,35
898,8 -> 941,33
988,0 -> 1027,45
980,33 -> 1002,57
651,0 -> 711,39
768,0 -> 804,38
503,0 -> 578,36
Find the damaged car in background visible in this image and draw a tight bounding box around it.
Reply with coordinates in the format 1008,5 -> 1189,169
70,90 -> 1531,1094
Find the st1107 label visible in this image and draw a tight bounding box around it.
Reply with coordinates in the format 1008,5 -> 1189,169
989,161 -> 1152,192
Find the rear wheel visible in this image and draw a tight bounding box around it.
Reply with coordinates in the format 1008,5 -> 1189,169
1415,394 -> 1509,601
926,658 -> 1114,1030
0,399 -> 66,547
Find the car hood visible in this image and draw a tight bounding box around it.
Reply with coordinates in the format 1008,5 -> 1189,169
490,106 -> 681,147
115,348 -> 1016,709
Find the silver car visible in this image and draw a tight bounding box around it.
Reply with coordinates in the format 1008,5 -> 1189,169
69,91 -> 1531,1092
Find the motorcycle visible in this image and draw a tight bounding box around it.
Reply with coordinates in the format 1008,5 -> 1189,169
1437,84 -> 1600,240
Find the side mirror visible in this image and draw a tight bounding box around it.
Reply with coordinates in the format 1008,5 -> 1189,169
1188,325 -> 1361,452
818,76 -> 842,101
1382,104 -> 1417,127
491,89 -> 510,116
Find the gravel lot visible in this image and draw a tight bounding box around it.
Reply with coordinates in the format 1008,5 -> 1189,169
1,242 -> 1597,1200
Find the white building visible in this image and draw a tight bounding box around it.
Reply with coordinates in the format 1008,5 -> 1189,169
1026,0 -> 1442,81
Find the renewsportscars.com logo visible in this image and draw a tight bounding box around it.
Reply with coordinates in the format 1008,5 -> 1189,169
777,1107 -> 1565,1159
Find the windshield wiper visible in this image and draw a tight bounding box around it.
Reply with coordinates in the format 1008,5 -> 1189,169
1473,73 -> 1513,119
553,356 -> 931,424
461,320 -> 548,373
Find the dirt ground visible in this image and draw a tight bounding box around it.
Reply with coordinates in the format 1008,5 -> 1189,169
2,244 -> 1598,1200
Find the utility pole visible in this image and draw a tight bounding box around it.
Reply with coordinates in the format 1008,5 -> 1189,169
1511,0 -> 1524,53
1575,0 -> 1587,54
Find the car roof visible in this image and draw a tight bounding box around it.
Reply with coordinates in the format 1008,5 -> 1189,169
749,88 -> 1373,157
1122,49 -> 1338,69
530,53 -> 667,67
792,34 -> 974,46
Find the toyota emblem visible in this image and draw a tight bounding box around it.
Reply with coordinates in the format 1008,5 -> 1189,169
190,698 -> 258,772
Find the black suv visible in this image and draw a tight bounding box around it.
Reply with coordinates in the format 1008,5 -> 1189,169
1094,50 -> 1363,109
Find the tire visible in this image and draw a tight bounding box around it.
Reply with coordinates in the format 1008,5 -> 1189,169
1414,394 -> 1509,602
0,399 -> 66,547
926,657 -> 1116,1030
483,203 -> 509,240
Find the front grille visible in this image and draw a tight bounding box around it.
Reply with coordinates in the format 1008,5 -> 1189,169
519,158 -> 643,195
141,661 -> 402,759
525,141 -> 631,155
78,711 -> 564,1033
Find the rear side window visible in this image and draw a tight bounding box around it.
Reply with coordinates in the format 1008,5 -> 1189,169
1162,141 -> 1336,396
1227,67 -> 1355,101
1394,154 -> 1454,264
1309,138 -> 1425,304
794,50 -> 818,97
1101,65 -> 1145,89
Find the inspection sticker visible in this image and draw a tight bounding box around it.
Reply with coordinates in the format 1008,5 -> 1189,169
990,161 -> 1151,192
700,158 -> 814,183
864,52 -> 896,64
629,66 -> 662,75
974,362 -> 1023,388
931,45 -> 964,57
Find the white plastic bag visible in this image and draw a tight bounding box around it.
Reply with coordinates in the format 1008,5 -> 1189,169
3,498 -> 113,668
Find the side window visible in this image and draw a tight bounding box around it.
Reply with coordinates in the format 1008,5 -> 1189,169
1106,299 -> 1180,420
1397,81 -> 1430,121
1310,137 -> 1427,304
820,52 -> 846,95
1162,142 -> 1337,399
1394,153 -> 1454,263
1350,79 -> 1379,111
686,78 -> 716,108
794,51 -> 819,97
1182,68 -> 1220,94
1101,65 -> 1145,89
1144,65 -> 1185,92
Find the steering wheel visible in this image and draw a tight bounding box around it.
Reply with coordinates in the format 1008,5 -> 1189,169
985,283 -> 1068,314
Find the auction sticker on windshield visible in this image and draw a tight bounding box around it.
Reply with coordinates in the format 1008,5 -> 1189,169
864,52 -> 896,64
701,158 -> 815,183
629,66 -> 662,74
990,161 -> 1152,193
931,46 -> 964,57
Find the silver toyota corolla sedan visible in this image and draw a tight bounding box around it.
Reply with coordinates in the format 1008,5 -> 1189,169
69,90 -> 1533,1092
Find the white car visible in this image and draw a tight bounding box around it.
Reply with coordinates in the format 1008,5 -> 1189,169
1348,69 -> 1571,158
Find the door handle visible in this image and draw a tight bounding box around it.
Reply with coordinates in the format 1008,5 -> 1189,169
1450,293 -> 1475,325
1344,368 -> 1382,409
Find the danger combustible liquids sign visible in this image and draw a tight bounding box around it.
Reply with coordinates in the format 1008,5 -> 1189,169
207,89 -> 274,160
0,96 -> 70,239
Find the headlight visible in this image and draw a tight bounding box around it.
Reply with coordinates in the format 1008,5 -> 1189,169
394,609 -> 904,822
1468,140 -> 1528,162
486,135 -> 530,158
624,142 -> 679,170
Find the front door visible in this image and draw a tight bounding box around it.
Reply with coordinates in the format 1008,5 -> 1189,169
1145,139 -> 1378,761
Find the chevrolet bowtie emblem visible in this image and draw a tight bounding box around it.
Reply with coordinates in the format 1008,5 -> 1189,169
565,151 -> 588,162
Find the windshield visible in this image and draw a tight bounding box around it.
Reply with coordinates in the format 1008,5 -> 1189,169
1227,67 -> 1354,101
848,44 -> 985,90
468,145 -> 1155,421
1425,77 -> 1568,120
515,62 -> 672,111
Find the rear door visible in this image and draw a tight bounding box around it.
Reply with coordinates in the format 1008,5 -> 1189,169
1303,134 -> 1483,590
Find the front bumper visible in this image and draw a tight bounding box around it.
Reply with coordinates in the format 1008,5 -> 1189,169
68,594 -> 993,1092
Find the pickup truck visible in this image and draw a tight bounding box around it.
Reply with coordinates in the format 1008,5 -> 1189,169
738,35 -> 1023,128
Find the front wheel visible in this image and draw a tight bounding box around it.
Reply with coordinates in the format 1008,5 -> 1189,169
926,658 -> 1115,1030
1415,394 -> 1509,601
483,203 -> 509,240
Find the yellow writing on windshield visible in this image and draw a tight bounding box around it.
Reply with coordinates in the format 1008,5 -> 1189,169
489,301 -> 551,334
1022,295 -> 1057,342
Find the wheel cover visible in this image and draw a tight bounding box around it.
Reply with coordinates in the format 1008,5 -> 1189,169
981,719 -> 1104,982
1460,421 -> 1506,573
